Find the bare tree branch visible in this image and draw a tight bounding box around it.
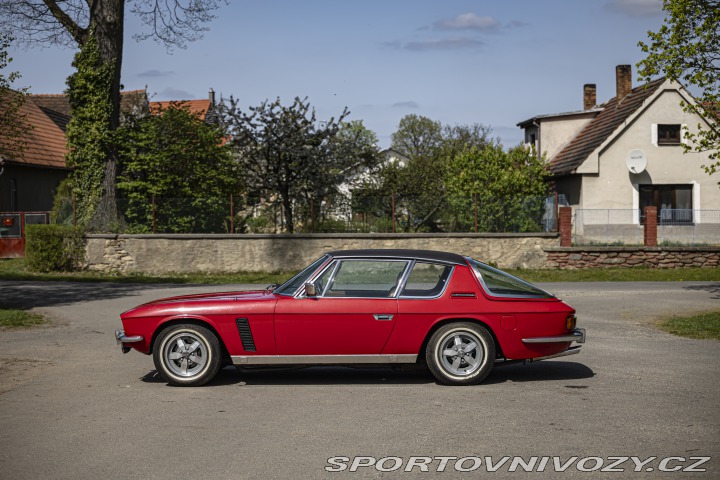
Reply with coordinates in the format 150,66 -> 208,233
42,0 -> 88,43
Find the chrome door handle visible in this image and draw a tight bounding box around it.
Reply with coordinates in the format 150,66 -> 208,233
373,314 -> 394,321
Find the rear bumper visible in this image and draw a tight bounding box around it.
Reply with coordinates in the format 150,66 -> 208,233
115,329 -> 144,354
522,328 -> 586,345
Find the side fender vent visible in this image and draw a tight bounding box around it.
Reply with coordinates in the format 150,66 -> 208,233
236,318 -> 256,352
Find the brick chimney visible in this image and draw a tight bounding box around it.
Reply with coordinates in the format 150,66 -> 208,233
583,84 -> 596,110
616,65 -> 632,101
209,88 -> 216,107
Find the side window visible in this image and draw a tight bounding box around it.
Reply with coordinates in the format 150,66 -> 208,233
400,262 -> 452,298
324,260 -> 409,298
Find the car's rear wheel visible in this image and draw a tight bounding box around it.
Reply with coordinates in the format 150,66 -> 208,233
426,322 -> 495,385
153,324 -> 221,387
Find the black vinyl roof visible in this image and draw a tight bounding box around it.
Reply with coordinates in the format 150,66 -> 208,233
327,249 -> 467,265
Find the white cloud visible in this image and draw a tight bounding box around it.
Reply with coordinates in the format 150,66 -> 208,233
404,37 -> 485,52
434,13 -> 500,32
392,101 -> 419,109
605,0 -> 663,17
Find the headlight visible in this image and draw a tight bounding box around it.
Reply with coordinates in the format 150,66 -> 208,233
566,315 -> 577,330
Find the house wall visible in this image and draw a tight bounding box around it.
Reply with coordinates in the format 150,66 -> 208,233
540,115 -> 594,160
0,164 -> 69,212
579,89 -> 720,217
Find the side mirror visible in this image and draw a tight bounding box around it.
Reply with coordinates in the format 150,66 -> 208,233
304,283 -> 318,298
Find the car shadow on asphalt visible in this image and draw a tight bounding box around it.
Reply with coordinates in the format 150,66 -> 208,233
683,282 -> 720,300
485,361 -> 595,385
139,361 -> 594,387
0,282 -> 205,309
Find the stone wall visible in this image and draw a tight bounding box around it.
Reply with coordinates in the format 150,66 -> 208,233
85,233 -> 559,273
545,246 -> 719,269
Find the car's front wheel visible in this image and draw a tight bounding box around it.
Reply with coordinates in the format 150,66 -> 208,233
426,322 -> 495,385
153,324 -> 222,387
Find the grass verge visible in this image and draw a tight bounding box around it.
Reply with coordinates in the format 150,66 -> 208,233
0,258 -> 294,285
506,267 -> 720,283
1,258 -> 718,284
0,307 -> 47,329
657,311 -> 720,340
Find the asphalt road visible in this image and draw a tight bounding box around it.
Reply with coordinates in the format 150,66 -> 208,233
0,280 -> 718,479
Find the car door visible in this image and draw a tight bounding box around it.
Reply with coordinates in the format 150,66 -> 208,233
274,259 -> 409,355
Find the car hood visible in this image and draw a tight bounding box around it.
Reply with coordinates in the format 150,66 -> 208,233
121,289 -> 276,318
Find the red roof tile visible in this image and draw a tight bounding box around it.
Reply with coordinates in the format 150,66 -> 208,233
549,78 -> 666,175
149,99 -> 211,119
0,90 -> 68,169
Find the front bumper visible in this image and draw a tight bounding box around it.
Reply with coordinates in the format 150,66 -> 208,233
522,328 -> 586,345
115,329 -> 144,354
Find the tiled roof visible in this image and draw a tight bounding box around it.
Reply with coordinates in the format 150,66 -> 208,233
549,77 -> 666,175
0,90 -> 68,169
149,99 -> 212,120
31,89 -> 149,120
37,105 -> 70,132
29,93 -> 71,116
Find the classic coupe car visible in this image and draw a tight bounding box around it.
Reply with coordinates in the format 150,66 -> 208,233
116,249 -> 585,386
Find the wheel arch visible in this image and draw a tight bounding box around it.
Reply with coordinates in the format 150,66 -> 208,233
418,318 -> 504,362
150,317 -> 230,363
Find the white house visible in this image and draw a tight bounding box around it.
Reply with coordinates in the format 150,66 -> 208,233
518,65 -> 719,244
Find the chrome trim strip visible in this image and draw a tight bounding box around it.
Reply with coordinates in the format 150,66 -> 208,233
522,328 -> 586,344
115,330 -> 144,344
231,354 -> 418,365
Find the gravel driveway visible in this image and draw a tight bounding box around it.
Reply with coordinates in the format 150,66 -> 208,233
0,280 -> 718,479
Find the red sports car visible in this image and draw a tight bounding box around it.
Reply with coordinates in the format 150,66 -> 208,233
115,249 -> 585,386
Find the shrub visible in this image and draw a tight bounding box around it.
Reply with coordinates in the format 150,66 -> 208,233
25,225 -> 86,272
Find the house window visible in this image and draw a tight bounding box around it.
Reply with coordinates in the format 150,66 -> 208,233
639,184 -> 693,224
657,124 -> 681,145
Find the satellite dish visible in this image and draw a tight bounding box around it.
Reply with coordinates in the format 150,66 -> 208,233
626,149 -> 647,174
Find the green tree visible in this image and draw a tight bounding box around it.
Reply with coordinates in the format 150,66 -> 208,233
221,97 -> 378,233
117,102 -> 239,233
0,0 -> 225,228
372,115 -> 495,231
315,120 -> 381,228
637,0 -> 720,176
65,34 -> 115,227
0,32 -> 29,164
391,114 -> 443,160
445,145 -> 550,232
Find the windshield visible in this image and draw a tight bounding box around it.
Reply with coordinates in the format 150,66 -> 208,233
274,255 -> 330,296
466,258 -> 554,298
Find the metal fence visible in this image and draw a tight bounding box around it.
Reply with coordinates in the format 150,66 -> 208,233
658,209 -> 720,245
574,209 -> 720,246
54,194 -> 559,235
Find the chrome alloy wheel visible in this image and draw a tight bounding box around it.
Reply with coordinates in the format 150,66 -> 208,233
163,332 -> 209,378
438,331 -> 484,377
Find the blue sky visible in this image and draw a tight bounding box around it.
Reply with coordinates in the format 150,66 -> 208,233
8,0 -> 666,148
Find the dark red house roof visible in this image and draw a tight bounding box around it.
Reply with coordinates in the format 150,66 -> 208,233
549,77 -> 666,175
0,90 -> 68,169
149,99 -> 212,120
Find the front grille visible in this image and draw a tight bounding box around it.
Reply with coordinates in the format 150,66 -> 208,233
236,318 -> 256,352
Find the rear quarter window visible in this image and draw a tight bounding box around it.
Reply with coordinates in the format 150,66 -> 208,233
467,258 -> 553,298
